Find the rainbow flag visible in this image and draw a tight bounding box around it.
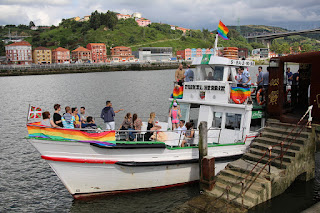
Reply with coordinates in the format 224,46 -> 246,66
217,20 -> 229,40
170,86 -> 183,99
230,87 -> 251,103
27,122 -> 116,145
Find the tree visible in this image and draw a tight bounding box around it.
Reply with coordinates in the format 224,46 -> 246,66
301,43 -> 312,53
0,40 -> 5,56
292,42 -> 300,53
89,10 -> 101,30
250,42 -> 266,49
129,35 -> 136,44
29,21 -> 35,28
105,10 -> 118,30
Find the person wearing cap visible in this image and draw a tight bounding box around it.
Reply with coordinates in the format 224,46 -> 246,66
169,101 -> 181,130
184,64 -> 194,82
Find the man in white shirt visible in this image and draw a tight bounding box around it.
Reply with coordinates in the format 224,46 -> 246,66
175,120 -> 187,135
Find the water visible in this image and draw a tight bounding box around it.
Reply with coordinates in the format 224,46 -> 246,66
0,68 -> 319,212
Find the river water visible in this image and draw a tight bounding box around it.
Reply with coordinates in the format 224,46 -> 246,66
0,68 -> 319,212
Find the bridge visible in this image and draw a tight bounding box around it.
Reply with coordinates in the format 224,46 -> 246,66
245,28 -> 320,47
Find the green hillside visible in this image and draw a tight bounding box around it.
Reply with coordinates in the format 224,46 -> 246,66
0,11 -> 319,56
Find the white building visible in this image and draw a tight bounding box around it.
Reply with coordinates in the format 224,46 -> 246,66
5,41 -> 32,65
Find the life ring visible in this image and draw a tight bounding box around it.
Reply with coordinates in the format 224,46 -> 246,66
231,92 -> 246,104
256,88 -> 265,105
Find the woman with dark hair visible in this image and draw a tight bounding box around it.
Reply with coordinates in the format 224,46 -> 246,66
145,112 -> 161,141
53,104 -> 63,127
72,107 -> 81,128
131,113 -> 143,141
119,113 -> 133,141
41,111 -> 58,127
181,122 -> 194,147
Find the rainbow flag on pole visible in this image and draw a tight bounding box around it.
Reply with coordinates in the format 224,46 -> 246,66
217,20 -> 229,40
170,86 -> 183,99
230,87 -> 251,103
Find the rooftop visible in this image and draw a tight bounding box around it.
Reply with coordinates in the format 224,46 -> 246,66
72,46 -> 90,52
53,47 -> 69,52
6,41 -> 31,47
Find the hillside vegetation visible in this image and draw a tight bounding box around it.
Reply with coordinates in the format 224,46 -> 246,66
0,10 -> 319,56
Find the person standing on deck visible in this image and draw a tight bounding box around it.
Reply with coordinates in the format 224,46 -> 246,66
256,66 -> 263,90
184,65 -> 194,82
101,101 -> 124,130
239,67 -> 252,103
286,67 -> 293,85
263,68 -> 270,103
175,63 -> 185,86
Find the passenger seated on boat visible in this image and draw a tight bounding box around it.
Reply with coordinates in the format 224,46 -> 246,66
62,106 -> 75,129
132,113 -> 142,141
82,116 -> 97,129
72,107 -> 81,128
145,112 -> 161,141
169,101 -> 181,130
206,72 -> 214,81
181,122 -> 195,147
119,113 -> 134,140
41,111 -> 58,127
175,120 -> 187,135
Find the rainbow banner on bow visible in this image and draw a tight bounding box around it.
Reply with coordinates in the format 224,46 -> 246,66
27,122 -> 116,145
230,87 -> 251,102
28,106 -> 42,119
170,86 -> 183,99
217,20 -> 229,40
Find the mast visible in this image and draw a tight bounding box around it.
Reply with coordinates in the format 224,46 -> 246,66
214,32 -> 219,56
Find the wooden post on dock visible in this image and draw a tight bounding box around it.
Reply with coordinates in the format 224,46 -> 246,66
199,121 -> 208,190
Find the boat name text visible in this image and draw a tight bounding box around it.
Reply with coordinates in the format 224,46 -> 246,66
185,85 -> 225,91
230,60 -> 255,66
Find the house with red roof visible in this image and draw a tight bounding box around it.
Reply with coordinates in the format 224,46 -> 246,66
5,41 -> 32,65
52,47 -> 70,64
136,18 -> 151,27
86,43 -> 107,63
72,46 -> 92,63
116,14 -> 132,20
110,46 -> 134,62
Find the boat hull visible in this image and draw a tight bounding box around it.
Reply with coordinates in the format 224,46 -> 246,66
28,138 -> 248,197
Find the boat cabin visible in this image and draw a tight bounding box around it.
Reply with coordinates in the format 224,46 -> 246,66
169,55 -> 256,144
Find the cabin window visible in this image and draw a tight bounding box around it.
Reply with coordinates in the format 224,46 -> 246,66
212,112 -> 222,128
225,113 -> 241,130
196,65 -> 224,81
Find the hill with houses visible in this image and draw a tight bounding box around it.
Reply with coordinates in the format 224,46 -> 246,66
0,10 -> 319,58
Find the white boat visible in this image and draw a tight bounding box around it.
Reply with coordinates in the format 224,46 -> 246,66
27,51 -> 265,198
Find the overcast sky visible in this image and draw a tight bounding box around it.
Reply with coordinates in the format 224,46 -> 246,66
0,0 -> 319,30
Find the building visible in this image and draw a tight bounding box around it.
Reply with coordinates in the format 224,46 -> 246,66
73,16 -> 81,21
170,25 -> 176,30
252,48 -> 269,58
238,48 -> 248,59
5,41 -> 32,65
176,27 -> 190,34
137,47 -> 172,61
116,14 -> 131,20
136,18 -> 151,27
71,46 -> 91,63
132,12 -> 142,19
86,43 -> 107,63
176,48 -> 192,60
52,47 -> 70,64
33,47 -> 52,64
110,46 -> 134,62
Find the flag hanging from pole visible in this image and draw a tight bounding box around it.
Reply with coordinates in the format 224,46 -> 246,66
28,106 -> 42,119
217,20 -> 229,40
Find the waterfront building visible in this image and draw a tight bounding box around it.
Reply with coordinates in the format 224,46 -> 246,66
33,46 -> 52,64
191,48 -> 197,59
5,41 -> 32,65
196,48 -> 202,57
136,18 -> 151,27
176,48 -> 192,60
71,46 -> 92,63
116,14 -> 131,20
52,47 -> 70,64
110,46 -> 134,62
238,48 -> 248,59
86,43 -> 107,63
137,47 -> 172,61
252,48 -> 269,58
